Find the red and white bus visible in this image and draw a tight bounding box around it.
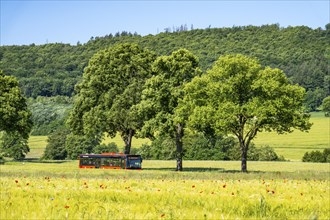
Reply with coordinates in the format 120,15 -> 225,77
79,152 -> 142,169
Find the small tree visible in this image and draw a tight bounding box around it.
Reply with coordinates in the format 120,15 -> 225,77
43,129 -> 70,160
181,54 -> 311,172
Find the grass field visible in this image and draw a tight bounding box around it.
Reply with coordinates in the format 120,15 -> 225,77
27,112 -> 329,161
254,112 -> 329,161
0,160 -> 329,219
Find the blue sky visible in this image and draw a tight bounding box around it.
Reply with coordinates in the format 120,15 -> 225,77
1,1 -> 329,46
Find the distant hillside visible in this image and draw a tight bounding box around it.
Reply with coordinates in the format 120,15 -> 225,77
0,24 -> 329,110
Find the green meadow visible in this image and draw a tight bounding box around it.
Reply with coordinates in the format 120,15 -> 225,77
254,112 -> 329,161
27,112 -> 329,161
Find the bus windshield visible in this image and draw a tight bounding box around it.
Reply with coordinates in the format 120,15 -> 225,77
127,156 -> 142,169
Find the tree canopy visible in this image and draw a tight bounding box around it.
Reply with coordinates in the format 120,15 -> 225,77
67,43 -> 156,153
0,71 -> 32,139
138,48 -> 201,171
181,54 -> 311,172
0,71 -> 32,159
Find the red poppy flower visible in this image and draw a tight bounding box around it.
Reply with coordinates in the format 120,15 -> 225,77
64,205 -> 69,209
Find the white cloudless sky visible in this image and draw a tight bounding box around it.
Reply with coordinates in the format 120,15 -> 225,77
1,0 -> 329,46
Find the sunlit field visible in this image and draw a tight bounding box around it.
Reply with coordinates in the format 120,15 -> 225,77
254,112 -> 330,161
27,112 -> 329,161
0,160 -> 329,219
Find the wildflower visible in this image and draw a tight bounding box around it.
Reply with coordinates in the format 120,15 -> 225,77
271,190 -> 275,194
15,180 -> 18,184
160,214 -> 165,218
64,205 -> 70,209
192,185 -> 195,188
222,184 -> 226,188
231,192 -> 235,196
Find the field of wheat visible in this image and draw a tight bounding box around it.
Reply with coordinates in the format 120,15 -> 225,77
1,160 -> 329,219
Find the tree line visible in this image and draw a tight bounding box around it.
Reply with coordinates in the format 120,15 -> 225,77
0,24 -> 329,111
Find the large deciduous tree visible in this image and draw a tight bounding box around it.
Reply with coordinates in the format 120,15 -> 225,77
181,54 -> 311,172
67,43 -> 155,154
139,49 -> 201,171
0,70 -> 32,159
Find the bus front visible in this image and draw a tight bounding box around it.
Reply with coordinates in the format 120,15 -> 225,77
126,155 -> 142,169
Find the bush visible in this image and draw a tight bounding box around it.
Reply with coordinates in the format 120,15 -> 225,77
137,135 -> 176,160
302,148 -> 330,163
65,134 -> 101,160
43,129 -> 69,160
93,143 -> 119,154
183,134 -> 237,160
137,133 -> 283,161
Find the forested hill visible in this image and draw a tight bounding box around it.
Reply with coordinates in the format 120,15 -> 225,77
0,24 -> 329,110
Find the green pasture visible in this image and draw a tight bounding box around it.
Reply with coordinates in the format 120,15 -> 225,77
0,160 -> 329,219
27,112 -> 329,161
254,112 -> 329,161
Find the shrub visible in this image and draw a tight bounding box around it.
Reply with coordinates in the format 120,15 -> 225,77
137,135 -> 176,160
93,143 -> 119,154
302,148 -> 330,163
65,134 -> 101,160
137,133 -> 284,161
43,129 -> 69,160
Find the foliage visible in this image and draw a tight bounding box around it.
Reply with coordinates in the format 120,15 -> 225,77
181,54 -> 311,172
302,148 -> 330,163
0,71 -> 32,139
28,96 -> 73,135
1,25 -> 328,109
138,49 -> 202,170
183,134 -> 237,160
68,43 -> 155,154
93,142 -> 119,154
138,133 -> 284,161
227,144 -> 286,161
65,134 -> 101,160
321,96 -> 330,116
138,135 -> 176,160
0,132 -> 29,160
43,129 -> 70,160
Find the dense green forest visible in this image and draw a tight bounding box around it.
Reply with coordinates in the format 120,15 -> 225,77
0,24 -> 329,137
0,24 -> 329,108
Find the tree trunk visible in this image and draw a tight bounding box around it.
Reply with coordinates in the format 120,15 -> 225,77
241,146 -> 248,173
123,129 -> 135,154
175,123 -> 184,171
